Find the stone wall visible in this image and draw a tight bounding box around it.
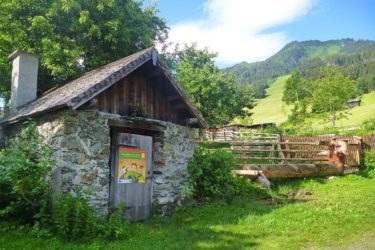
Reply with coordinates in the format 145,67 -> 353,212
5,109 -> 197,215
36,109 -> 111,214
152,122 -> 197,207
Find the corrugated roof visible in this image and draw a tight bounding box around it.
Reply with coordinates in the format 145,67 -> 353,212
1,47 -> 208,128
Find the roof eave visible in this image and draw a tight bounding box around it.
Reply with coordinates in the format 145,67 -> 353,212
0,104 -> 68,125
156,60 -> 209,129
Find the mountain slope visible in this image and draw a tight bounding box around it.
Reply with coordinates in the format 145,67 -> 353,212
251,75 -> 291,124
227,39 -> 375,88
251,75 -> 375,128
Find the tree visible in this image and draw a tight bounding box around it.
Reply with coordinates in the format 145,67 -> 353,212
282,71 -> 312,105
176,44 -> 253,126
282,71 -> 312,123
0,0 -> 168,101
311,66 -> 357,128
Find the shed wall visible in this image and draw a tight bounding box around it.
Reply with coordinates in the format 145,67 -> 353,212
14,109 -> 197,214
96,70 -> 185,124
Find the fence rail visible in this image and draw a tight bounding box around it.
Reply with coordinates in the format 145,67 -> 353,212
281,135 -> 364,167
202,129 -> 375,167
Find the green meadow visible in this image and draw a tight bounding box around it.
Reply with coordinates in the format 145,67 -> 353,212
251,75 -> 375,129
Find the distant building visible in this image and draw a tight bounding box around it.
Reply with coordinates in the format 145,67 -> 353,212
347,98 -> 361,108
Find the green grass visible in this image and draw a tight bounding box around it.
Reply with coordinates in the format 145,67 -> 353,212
311,90 -> 375,128
2,173 -> 375,249
251,75 -> 292,125
251,75 -> 375,129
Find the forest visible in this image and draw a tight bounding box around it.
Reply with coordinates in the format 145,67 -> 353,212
227,39 -> 375,98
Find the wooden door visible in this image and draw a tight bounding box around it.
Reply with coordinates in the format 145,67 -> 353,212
111,133 -> 153,221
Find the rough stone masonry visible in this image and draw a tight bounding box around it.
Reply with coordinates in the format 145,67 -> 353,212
26,109 -> 197,214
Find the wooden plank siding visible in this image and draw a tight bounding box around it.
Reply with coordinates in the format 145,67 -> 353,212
96,71 -> 182,124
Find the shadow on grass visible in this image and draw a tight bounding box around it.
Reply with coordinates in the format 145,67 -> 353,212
271,176 -> 327,192
123,196 -> 279,250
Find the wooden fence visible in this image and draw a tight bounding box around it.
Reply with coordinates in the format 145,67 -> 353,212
203,129 -> 375,167
362,134 -> 375,150
281,135 -> 367,167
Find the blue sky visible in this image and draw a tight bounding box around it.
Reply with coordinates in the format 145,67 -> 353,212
146,0 -> 375,66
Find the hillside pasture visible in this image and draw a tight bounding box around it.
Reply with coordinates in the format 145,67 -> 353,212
251,75 -> 292,125
251,75 -> 375,129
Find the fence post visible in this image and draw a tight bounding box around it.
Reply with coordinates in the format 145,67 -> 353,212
354,136 -> 363,167
242,141 -> 247,169
285,140 -> 290,163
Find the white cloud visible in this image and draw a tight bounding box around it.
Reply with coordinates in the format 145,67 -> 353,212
166,0 -> 316,66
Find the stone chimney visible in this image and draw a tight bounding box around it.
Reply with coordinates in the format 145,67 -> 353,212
8,50 -> 39,111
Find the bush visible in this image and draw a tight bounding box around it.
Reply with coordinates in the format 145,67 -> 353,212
54,192 -> 126,242
0,120 -> 54,223
362,150 -> 375,176
54,192 -> 96,241
0,120 -> 128,241
362,118 -> 375,132
187,147 -> 246,200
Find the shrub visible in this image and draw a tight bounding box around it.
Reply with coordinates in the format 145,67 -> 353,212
0,120 -> 54,223
54,192 -> 95,241
103,204 -> 127,240
187,147 -> 243,200
362,118 -> 375,132
361,150 -> 375,176
0,120 -> 128,241
54,192 -> 126,242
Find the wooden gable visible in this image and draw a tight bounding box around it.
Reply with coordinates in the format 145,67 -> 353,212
2,47 -> 207,128
93,60 -> 194,126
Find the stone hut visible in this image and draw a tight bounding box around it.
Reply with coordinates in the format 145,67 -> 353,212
1,48 -> 208,220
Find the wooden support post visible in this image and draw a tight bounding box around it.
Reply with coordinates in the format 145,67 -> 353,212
285,140 -> 291,163
328,143 -> 335,162
242,141 -> 248,169
354,136 -> 363,167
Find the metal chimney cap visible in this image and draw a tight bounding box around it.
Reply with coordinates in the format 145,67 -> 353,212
8,50 -> 40,61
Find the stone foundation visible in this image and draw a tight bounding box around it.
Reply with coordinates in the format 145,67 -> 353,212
6,109 -> 197,215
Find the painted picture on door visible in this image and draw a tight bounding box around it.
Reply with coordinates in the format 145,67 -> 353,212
117,147 -> 146,184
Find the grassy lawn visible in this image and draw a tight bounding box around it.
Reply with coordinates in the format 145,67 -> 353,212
251,75 -> 375,129
309,90 -> 375,128
1,173 -> 375,249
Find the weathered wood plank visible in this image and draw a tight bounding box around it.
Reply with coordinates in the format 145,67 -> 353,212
111,133 -> 153,221
95,71 -> 193,125
237,157 -> 328,161
232,169 -> 262,177
240,163 -> 344,179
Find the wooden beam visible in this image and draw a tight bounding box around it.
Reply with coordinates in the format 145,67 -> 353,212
231,149 -> 323,153
237,157 -> 328,161
230,141 -> 321,146
108,118 -> 165,132
232,170 -> 262,177
239,163 -> 344,179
